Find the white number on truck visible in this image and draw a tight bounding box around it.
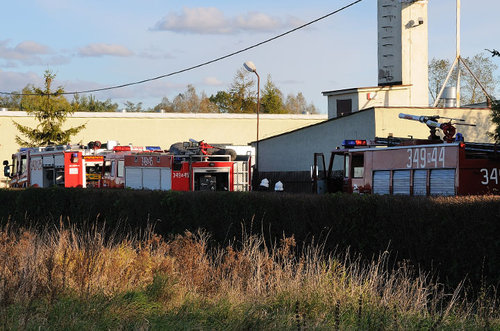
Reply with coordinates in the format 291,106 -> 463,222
407,147 -> 445,169
141,156 -> 153,167
481,168 -> 499,185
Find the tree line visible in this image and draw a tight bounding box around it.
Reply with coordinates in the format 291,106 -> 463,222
0,69 -> 317,115
2,52 -> 497,113
3,69 -> 319,146
2,52 -> 499,147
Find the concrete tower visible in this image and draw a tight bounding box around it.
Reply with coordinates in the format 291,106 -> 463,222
378,0 -> 429,106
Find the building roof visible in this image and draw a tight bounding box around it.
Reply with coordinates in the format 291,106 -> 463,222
250,106 -> 493,144
461,100 -> 496,109
0,109 -> 327,120
321,84 -> 412,96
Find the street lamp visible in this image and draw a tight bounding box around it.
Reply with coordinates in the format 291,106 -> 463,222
243,61 -> 260,186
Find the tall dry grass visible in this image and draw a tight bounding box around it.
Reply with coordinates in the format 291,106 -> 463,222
0,221 -> 498,329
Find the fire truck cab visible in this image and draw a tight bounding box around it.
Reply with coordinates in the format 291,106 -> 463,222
3,141 -> 121,188
4,145 -> 90,188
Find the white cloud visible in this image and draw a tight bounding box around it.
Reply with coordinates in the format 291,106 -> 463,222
0,40 -> 69,67
78,43 -> 134,57
0,70 -> 43,92
234,12 -> 282,31
154,7 -> 228,34
15,41 -> 51,55
0,40 -> 52,63
203,76 -> 223,86
153,7 -> 302,34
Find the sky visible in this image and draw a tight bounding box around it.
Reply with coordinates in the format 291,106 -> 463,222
0,0 -> 499,113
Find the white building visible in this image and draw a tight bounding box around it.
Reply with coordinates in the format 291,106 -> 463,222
324,0 -> 429,119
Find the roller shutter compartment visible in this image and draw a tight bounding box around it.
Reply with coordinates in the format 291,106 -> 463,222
413,170 -> 427,196
393,170 -> 410,195
430,169 -> 455,196
125,168 -> 142,189
373,171 -> 390,195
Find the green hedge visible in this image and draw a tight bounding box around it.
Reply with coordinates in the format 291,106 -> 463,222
0,188 -> 499,290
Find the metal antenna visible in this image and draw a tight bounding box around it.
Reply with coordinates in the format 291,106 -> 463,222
433,0 -> 492,107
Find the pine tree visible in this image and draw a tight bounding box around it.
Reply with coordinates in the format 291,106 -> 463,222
13,70 -> 85,146
261,75 -> 285,114
228,69 -> 256,114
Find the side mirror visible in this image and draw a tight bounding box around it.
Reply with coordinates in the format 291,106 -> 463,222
3,163 -> 11,178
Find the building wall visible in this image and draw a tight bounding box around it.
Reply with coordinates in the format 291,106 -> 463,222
0,111 -> 326,166
258,109 -> 376,172
374,107 -> 494,142
258,106 -> 493,174
357,86 -> 411,109
400,0 -> 429,106
326,91 -> 360,119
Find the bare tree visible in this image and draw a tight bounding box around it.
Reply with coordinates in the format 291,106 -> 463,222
429,53 -> 498,106
461,54 -> 498,105
429,58 -> 454,105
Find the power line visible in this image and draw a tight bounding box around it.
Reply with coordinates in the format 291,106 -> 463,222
0,0 -> 363,97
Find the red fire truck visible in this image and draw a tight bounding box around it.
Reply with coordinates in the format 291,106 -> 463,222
101,140 -> 252,191
312,113 -> 500,196
123,153 -> 249,191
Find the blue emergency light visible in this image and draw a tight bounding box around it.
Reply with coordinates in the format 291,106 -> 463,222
146,146 -> 162,151
455,133 -> 464,142
342,140 -> 367,148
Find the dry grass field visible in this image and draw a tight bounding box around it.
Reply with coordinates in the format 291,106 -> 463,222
1,221 -> 498,329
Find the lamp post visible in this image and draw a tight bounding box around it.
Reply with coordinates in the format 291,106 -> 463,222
243,61 -> 260,185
